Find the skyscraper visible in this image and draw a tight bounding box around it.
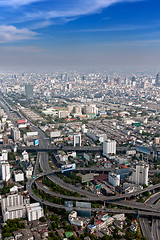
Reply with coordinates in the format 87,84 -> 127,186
156,73 -> 160,86
25,84 -> 33,100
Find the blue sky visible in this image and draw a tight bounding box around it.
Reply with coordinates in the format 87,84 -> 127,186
0,0 -> 160,71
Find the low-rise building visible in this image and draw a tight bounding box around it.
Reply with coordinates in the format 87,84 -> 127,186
68,211 -> 83,227
14,170 -> 24,182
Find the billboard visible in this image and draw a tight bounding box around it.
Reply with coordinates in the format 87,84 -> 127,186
17,119 -> 26,124
33,139 -> 39,146
27,162 -> 30,169
61,163 -> 76,173
27,132 -> 38,137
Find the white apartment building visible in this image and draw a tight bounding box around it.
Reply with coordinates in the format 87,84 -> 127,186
103,139 -> 116,156
58,110 -> 68,118
84,104 -> 98,115
0,150 -> 10,182
1,194 -> 26,222
0,149 -> 8,161
26,203 -> 44,222
73,134 -> 81,147
2,162 -> 10,182
108,173 -> 120,186
130,164 -> 149,186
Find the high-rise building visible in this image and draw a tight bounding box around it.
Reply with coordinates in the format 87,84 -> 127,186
103,140 -> 116,156
108,173 -> 120,186
58,110 -> 68,118
1,194 -> 26,222
0,149 -> 10,183
73,134 -> 81,147
84,104 -> 98,115
105,76 -> 110,83
156,73 -> 160,86
74,106 -> 82,114
130,164 -> 149,186
25,84 -> 33,100
26,203 -> 44,222
0,149 -> 8,161
2,162 -> 10,182
11,127 -> 20,142
67,83 -> 72,90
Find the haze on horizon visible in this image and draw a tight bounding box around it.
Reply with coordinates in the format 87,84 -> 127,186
0,0 -> 160,72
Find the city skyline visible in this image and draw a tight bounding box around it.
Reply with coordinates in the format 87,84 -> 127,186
0,0 -> 160,71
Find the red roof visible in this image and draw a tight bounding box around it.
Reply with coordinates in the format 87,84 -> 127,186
122,165 -> 128,168
17,119 -> 26,124
95,220 -> 102,224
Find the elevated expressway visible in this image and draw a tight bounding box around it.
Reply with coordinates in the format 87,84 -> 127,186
26,151 -> 160,217
139,192 -> 160,240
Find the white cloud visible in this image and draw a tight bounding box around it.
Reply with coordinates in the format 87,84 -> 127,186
0,25 -> 38,42
24,0 -> 140,22
0,0 -> 42,6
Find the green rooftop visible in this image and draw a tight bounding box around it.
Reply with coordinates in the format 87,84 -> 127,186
65,232 -> 73,238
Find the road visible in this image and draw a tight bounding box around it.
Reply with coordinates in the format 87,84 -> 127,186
26,151 -> 160,215
140,192 -> 160,240
2,95 -> 160,221
151,197 -> 160,240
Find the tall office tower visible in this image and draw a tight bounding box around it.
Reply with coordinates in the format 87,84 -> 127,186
156,73 -> 160,86
67,83 -> 72,90
124,78 -> 128,85
103,139 -> 116,156
131,76 -> 136,86
11,127 -> 20,142
66,73 -> 69,81
61,74 -> 65,81
73,134 -> 81,147
130,164 -> 149,186
25,84 -> 33,100
132,76 -> 136,82
1,194 -> 26,222
110,78 -> 115,86
105,76 -> 110,83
